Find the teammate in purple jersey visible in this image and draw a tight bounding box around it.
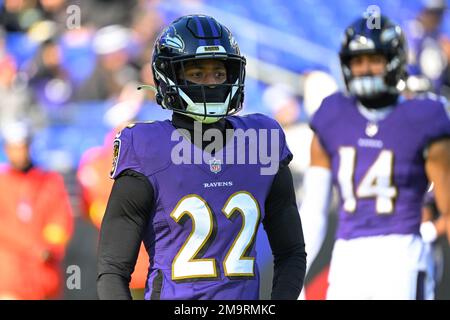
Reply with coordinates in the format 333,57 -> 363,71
97,15 -> 306,300
300,15 -> 450,299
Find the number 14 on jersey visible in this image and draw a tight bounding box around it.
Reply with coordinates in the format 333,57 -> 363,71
338,147 -> 397,214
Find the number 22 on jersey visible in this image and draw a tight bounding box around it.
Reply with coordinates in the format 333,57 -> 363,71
170,191 -> 260,280
338,147 -> 397,214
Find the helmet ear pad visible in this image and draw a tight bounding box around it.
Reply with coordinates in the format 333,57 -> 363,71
156,93 -> 163,106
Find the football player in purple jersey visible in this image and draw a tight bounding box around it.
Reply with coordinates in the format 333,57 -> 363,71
300,15 -> 450,299
97,15 -> 306,300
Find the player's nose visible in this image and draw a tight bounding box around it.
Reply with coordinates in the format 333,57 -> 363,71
359,57 -> 373,74
204,73 -> 221,85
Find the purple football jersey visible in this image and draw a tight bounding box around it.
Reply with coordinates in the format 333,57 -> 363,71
111,113 -> 292,300
311,92 -> 450,240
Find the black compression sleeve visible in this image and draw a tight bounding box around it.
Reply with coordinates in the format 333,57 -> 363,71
263,165 -> 307,300
97,170 -> 154,300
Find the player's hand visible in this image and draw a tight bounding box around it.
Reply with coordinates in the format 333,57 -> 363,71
420,221 -> 438,243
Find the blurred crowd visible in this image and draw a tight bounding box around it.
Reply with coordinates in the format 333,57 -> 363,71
0,0 -> 163,131
0,0 -> 166,299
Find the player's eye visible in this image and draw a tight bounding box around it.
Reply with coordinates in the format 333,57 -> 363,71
215,71 -> 227,79
370,55 -> 386,65
350,56 -> 363,66
186,71 -> 203,78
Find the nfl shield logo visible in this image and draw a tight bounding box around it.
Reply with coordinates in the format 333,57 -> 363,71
209,158 -> 222,174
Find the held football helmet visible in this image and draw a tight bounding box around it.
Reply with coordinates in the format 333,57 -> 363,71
150,15 -> 246,123
340,15 -> 408,108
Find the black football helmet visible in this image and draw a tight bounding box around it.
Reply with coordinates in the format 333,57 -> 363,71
151,15 -> 246,123
340,15 -> 408,108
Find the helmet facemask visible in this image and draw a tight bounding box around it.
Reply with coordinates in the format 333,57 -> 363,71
342,53 -> 405,109
154,54 -> 246,123
344,63 -> 387,98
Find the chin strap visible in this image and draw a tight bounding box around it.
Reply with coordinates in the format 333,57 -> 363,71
137,84 -> 158,93
358,92 -> 399,109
